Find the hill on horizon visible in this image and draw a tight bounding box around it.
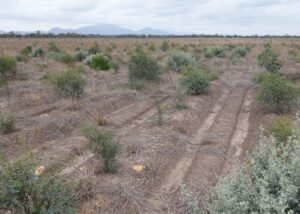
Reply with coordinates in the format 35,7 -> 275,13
0,23 -> 171,35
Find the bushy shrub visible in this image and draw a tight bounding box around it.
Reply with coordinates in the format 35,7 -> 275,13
32,47 -> 44,57
0,55 -> 17,86
0,114 -> 15,134
0,159 -> 76,213
88,54 -> 111,70
46,52 -> 75,64
271,116 -> 293,142
232,46 -> 248,58
166,51 -> 197,72
59,53 -> 75,64
257,73 -> 298,113
88,43 -> 100,55
204,46 -> 226,58
207,116 -> 300,214
16,54 -> 28,62
20,45 -> 32,56
74,50 -> 89,62
148,43 -> 156,51
252,72 -> 274,84
0,55 -> 17,78
50,69 -> 85,100
161,40 -> 170,52
48,41 -> 61,53
128,51 -> 162,81
258,43 -> 281,73
180,67 -> 213,95
82,126 -> 121,173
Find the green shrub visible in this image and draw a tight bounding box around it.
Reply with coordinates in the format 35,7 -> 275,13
252,72 -> 274,84
0,55 -> 17,87
257,74 -> 299,113
128,51 -> 162,81
59,53 -> 75,64
88,43 -> 100,55
180,67 -> 213,95
0,114 -> 15,134
148,43 -> 156,51
50,69 -> 85,100
82,126 -> 121,173
232,46 -> 248,58
204,46 -> 226,58
0,55 -> 17,77
74,50 -> 89,62
89,54 -> 111,70
48,41 -> 61,53
258,43 -> 281,73
224,43 -> 237,50
0,55 -> 17,96
20,45 -> 32,56
46,52 -> 75,64
32,47 -> 44,57
166,51 -> 197,72
271,116 -> 293,142
16,54 -> 28,62
231,46 -> 249,64
161,40 -> 170,52
0,159 -> 76,213
207,116 -> 300,214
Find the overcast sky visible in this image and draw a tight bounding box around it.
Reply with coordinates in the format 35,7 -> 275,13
0,0 -> 299,35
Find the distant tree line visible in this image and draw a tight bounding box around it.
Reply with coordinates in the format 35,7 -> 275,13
0,31 -> 299,38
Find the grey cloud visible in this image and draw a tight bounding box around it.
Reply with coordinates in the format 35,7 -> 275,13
0,0 -> 299,35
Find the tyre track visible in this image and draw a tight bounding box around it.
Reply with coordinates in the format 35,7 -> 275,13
221,89 -> 254,175
184,86 -> 248,191
148,86 -> 250,213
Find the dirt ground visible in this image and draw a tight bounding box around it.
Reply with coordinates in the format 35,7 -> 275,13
0,37 -> 300,213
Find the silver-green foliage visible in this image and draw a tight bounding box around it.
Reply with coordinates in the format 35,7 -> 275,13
204,46 -> 226,58
207,118 -> 300,214
166,51 -> 197,72
181,185 -> 201,214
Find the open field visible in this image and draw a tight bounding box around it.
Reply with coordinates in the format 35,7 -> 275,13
0,37 -> 300,213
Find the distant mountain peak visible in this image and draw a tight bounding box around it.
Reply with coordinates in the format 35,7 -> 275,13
0,23 -> 171,35
48,23 -> 169,35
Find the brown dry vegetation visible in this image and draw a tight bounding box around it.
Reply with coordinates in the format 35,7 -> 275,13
0,37 -> 300,213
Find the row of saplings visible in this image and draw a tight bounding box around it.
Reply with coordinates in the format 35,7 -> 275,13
181,44 -> 300,213
0,44 -> 215,213
1,43 -> 299,213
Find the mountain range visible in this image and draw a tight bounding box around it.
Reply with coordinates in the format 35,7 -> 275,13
0,23 -> 171,35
